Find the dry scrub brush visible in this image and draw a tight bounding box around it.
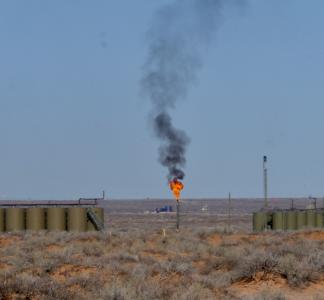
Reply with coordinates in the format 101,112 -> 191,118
0,229 -> 323,299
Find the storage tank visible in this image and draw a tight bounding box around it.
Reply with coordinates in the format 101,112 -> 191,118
6,208 -> 25,231
87,207 -> 104,231
67,207 -> 87,232
47,207 -> 66,231
306,210 -> 316,228
316,211 -> 324,228
272,211 -> 285,230
252,212 -> 267,231
296,211 -> 306,229
0,208 -> 4,232
285,211 -> 297,230
26,208 -> 45,230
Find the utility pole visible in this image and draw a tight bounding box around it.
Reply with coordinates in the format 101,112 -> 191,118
228,192 -> 232,231
263,155 -> 268,209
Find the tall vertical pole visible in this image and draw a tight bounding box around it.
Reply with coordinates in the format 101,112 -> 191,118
176,200 -> 180,230
228,192 -> 231,231
263,156 -> 268,208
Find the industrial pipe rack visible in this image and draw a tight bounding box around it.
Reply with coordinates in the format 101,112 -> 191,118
0,199 -> 100,207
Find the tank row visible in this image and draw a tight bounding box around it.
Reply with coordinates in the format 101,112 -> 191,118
253,210 -> 324,231
0,207 -> 104,232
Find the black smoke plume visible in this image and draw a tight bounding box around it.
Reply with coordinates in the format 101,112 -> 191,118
142,0 -> 242,181
154,112 -> 189,180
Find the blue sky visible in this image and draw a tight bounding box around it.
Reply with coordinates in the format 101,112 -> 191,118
0,0 -> 323,199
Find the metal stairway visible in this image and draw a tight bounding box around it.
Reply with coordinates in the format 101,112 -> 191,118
87,208 -> 104,231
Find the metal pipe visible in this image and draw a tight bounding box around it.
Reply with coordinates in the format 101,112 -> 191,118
263,156 -> 268,208
228,192 -> 231,230
0,200 -> 99,207
176,200 -> 180,230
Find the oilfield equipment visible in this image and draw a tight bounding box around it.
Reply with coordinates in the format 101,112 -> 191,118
253,209 -> 324,231
253,155 -> 324,231
263,156 -> 268,208
0,200 -> 104,232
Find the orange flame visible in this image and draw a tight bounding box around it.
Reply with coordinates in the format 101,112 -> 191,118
169,178 -> 184,201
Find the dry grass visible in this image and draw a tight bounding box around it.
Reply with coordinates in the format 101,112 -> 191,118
1,227 -> 324,299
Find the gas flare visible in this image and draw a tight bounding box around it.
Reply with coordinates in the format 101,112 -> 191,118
169,178 -> 184,200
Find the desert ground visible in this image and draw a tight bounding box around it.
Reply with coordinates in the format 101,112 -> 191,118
1,198 -> 324,299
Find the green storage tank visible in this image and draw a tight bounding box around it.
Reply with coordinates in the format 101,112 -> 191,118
296,211 -> 306,229
47,207 -> 66,231
26,208 -> 45,230
273,211 -> 285,230
316,211 -> 324,228
6,208 -> 25,231
306,210 -> 316,228
252,212 -> 267,232
67,207 -> 87,232
285,211 -> 297,230
0,208 -> 4,232
87,207 -> 104,231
